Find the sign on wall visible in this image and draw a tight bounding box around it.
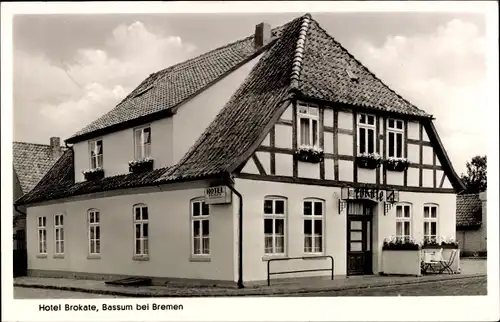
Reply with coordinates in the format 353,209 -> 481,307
204,186 -> 232,205
340,187 -> 399,203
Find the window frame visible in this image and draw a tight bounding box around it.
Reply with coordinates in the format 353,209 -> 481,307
297,102 -> 320,148
303,198 -> 325,255
89,139 -> 103,169
54,213 -> 64,255
386,118 -> 404,158
357,113 -> 377,154
134,125 -> 152,160
395,203 -> 412,242
133,204 -> 149,257
88,209 -> 101,256
263,196 -> 287,257
190,198 -> 210,257
423,204 -> 439,243
37,216 -> 47,255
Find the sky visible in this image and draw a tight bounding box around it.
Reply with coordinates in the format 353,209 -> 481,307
12,11 -> 488,175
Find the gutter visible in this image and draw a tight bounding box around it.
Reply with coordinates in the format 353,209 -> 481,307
223,172 -> 244,289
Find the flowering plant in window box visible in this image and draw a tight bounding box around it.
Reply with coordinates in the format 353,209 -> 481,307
128,157 -> 154,174
356,152 -> 381,169
294,145 -> 324,163
82,168 -> 104,181
439,236 -> 459,249
382,236 -> 421,250
384,157 -> 410,172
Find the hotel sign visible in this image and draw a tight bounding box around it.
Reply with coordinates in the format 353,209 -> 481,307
341,187 -> 399,203
204,186 -> 232,205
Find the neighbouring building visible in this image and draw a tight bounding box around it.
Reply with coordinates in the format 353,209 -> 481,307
16,14 -> 465,286
456,192 -> 487,257
13,137 -> 65,250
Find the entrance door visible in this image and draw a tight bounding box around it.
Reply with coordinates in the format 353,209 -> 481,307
347,202 -> 373,275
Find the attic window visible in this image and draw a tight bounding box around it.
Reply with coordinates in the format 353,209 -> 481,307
133,84 -> 153,98
346,68 -> 359,82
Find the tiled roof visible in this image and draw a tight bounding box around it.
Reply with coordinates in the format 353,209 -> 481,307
297,19 -> 429,116
456,194 -> 482,228
17,13 -> 462,206
66,25 -> 287,143
16,149 -> 174,204
12,142 -> 66,193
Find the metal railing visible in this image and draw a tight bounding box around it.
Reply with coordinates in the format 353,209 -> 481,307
266,255 -> 334,286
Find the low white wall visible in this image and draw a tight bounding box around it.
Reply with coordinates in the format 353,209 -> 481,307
382,250 -> 422,276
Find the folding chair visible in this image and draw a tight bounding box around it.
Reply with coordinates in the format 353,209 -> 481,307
438,249 -> 457,274
422,251 -> 436,274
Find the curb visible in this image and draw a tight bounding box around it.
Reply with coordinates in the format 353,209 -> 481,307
14,274 -> 486,297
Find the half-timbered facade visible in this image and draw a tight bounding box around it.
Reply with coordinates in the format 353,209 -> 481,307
16,14 -> 464,286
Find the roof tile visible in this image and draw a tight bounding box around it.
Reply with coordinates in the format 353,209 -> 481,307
456,194 -> 483,228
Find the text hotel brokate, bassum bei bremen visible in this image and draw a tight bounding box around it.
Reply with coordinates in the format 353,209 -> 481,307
15,14 -> 465,286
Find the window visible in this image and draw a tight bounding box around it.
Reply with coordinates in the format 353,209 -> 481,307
358,113 -> 376,154
54,214 -> 64,254
191,199 -> 210,256
387,118 -> 404,158
297,102 -> 319,147
264,197 -> 286,255
88,209 -> 100,255
395,204 -> 411,242
89,139 -> 103,169
37,216 -> 47,254
303,199 -> 324,253
134,126 -> 151,159
133,205 -> 149,256
423,204 -> 438,243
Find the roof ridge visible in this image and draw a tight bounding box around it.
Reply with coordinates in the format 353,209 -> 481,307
13,141 -> 50,147
290,13 -> 312,91
307,16 -> 430,116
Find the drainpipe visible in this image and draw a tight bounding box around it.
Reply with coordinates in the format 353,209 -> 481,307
223,172 -> 244,289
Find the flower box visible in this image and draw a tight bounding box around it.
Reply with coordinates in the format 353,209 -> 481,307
382,236 -> 422,276
294,146 -> 324,164
82,168 -> 104,181
356,153 -> 381,169
129,158 -> 154,174
384,157 -> 410,172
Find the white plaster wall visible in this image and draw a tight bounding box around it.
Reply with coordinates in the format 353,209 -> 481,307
256,152 -> 271,174
407,144 -> 419,164
275,154 -> 293,177
338,160 -> 354,182
407,168 -> 419,187
324,132 -> 334,154
235,179 -> 345,282
338,111 -> 353,130
422,169 -> 434,187
297,162 -> 320,179
280,106 -> 293,121
325,159 -> 334,180
275,124 -> 292,149
407,121 -> 420,140
386,170 -> 404,186
73,118 -> 173,182
26,183 -> 236,282
382,250 -> 422,276
324,109 -> 334,128
338,134 -> 353,156
358,168 -> 376,184
422,146 -> 434,165
173,53 -> 264,163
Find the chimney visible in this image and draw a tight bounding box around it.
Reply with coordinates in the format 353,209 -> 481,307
254,22 -> 271,49
49,137 -> 61,159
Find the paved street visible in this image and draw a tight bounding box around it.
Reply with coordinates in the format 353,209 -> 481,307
14,287 -> 126,299
282,276 -> 487,297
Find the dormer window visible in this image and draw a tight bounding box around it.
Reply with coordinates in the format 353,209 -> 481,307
297,102 -> 319,148
134,126 -> 151,159
89,139 -> 103,169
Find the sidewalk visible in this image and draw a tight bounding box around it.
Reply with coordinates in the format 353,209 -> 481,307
14,270 -> 486,298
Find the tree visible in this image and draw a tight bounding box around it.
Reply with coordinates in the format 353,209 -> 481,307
460,155 -> 487,193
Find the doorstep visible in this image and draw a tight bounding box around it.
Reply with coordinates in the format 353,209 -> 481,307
13,273 -> 486,298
